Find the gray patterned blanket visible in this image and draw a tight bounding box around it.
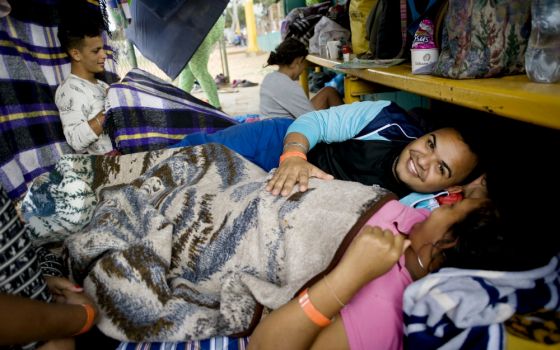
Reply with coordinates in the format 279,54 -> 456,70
30,144 -> 392,342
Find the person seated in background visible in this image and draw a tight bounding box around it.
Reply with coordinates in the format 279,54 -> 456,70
0,186 -> 100,350
260,38 -> 343,119
55,7 -> 114,155
173,100 -> 483,198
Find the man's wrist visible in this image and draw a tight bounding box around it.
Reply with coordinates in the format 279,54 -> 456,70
94,116 -> 102,129
283,141 -> 308,153
280,151 -> 307,164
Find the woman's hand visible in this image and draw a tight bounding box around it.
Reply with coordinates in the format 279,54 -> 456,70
45,277 -> 99,322
45,277 -> 83,304
266,157 -> 334,196
335,226 -> 410,287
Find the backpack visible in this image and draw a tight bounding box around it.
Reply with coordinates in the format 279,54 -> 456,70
349,0 -> 379,55
365,0 -> 443,59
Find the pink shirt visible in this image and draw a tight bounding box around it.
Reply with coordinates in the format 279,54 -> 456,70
340,200 -> 429,350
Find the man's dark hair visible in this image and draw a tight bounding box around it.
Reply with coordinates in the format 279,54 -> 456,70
439,203 -> 509,270
453,124 -> 487,186
266,38 -> 308,66
57,2 -> 104,52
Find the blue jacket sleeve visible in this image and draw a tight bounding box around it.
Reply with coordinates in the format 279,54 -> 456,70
285,100 -> 392,149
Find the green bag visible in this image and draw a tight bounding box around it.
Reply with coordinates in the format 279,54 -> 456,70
349,0 -> 379,55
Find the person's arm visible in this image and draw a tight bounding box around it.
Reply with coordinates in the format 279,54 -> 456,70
265,132 -> 333,196
248,226 -> 410,350
286,100 -> 392,149
87,111 -> 105,136
266,101 -> 391,196
37,338 -> 75,350
0,291 -> 97,345
55,82 -> 105,153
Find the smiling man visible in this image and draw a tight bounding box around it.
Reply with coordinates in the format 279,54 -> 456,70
171,100 -> 482,198
265,101 -> 482,197
392,128 -> 478,193
55,11 -> 113,155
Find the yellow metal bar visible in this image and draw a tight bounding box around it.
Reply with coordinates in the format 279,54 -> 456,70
306,54 -> 560,129
300,68 -> 309,98
344,76 -> 384,104
506,333 -> 560,350
244,0 -> 259,53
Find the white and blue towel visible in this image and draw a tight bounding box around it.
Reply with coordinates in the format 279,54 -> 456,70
403,255 -> 560,349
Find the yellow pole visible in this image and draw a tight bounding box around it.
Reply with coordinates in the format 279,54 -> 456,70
244,0 -> 259,53
299,67 -> 309,98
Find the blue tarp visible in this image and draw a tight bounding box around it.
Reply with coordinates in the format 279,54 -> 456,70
125,0 -> 229,79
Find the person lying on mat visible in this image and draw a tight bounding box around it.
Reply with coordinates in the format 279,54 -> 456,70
61,144 -> 488,345
58,141 -> 555,346
173,100 -> 483,198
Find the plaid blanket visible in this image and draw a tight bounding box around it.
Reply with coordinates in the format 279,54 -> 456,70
52,143 -> 391,341
0,0 -> 119,200
104,68 -> 237,154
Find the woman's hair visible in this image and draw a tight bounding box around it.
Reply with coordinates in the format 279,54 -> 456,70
437,203 -> 506,270
435,201 -> 556,272
266,38 -> 308,66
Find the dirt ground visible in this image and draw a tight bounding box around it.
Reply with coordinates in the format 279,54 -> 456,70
196,45 -> 274,116
131,44 -> 273,116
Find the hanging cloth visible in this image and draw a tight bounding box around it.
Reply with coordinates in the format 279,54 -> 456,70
125,0 -> 229,79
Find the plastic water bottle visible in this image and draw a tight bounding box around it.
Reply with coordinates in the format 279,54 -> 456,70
342,44 -> 352,62
525,0 -> 560,83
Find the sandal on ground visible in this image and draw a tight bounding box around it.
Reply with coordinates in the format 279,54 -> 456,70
232,79 -> 258,88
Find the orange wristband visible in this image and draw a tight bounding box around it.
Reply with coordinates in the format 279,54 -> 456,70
74,303 -> 96,336
298,289 -> 331,327
280,151 -> 307,164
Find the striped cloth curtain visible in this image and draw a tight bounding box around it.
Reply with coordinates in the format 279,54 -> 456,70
0,0 -> 119,200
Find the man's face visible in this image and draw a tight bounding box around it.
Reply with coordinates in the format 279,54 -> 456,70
394,128 -> 478,193
72,35 -> 106,74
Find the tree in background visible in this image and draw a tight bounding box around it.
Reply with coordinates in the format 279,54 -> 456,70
225,0 -> 280,33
